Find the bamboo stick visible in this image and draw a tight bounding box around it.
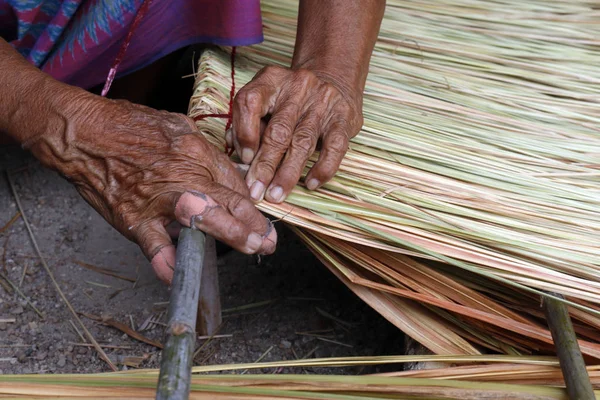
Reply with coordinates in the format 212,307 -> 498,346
156,228 -> 206,400
196,236 -> 222,336
543,293 -> 595,400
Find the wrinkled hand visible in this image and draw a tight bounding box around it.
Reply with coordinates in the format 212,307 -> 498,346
29,93 -> 276,284
229,66 -> 363,203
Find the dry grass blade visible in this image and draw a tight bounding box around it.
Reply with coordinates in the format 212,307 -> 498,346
0,356 -> 595,399
81,313 -> 163,349
0,270 -> 44,318
0,212 -> 20,234
74,260 -> 136,283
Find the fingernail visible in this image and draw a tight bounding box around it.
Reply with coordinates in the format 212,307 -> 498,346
267,186 -> 284,203
241,148 -> 254,164
225,129 -> 233,147
306,178 -> 320,190
246,232 -> 262,252
250,180 -> 265,201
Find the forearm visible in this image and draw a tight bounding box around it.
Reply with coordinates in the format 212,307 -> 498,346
292,0 -> 385,94
0,38 -> 85,148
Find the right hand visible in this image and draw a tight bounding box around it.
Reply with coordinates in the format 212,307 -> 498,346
26,90 -> 277,284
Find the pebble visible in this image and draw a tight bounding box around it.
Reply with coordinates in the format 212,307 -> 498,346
280,340 -> 292,349
0,323 -> 7,331
11,306 -> 24,315
36,351 -> 48,361
57,355 -> 66,368
16,351 -> 27,363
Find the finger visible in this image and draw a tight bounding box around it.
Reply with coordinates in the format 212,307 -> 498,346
134,220 -> 176,284
232,70 -> 282,164
265,112 -> 320,203
225,128 -> 233,149
173,190 -> 276,255
210,150 -> 252,197
305,121 -> 350,190
230,119 -> 266,155
245,101 -> 302,202
204,183 -> 277,256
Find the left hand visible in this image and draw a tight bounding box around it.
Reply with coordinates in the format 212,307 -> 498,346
229,65 -> 363,203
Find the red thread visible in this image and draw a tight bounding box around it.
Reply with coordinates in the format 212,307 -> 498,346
101,0 -> 153,97
100,0 -> 236,155
194,47 -> 237,153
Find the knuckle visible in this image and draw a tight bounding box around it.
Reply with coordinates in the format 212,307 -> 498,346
326,133 -> 349,155
228,194 -> 250,216
226,222 -> 246,242
320,82 -> 338,99
291,129 -> 317,154
262,65 -> 283,76
294,68 -> 315,84
254,157 -> 278,176
264,121 -> 292,148
237,89 -> 262,114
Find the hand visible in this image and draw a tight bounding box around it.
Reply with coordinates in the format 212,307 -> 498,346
27,92 -> 277,284
229,66 -> 363,203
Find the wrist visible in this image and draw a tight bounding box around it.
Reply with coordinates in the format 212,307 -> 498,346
6,74 -> 98,172
292,56 -> 364,98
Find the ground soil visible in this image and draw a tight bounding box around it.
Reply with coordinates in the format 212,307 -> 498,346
0,148 -> 403,375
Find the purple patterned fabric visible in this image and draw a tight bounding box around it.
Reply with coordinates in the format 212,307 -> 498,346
0,0 -> 263,89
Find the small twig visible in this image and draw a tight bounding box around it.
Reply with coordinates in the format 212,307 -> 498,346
222,299 -> 275,313
316,337 -> 354,348
0,271 -> 43,318
302,346 -> 319,360
81,313 -> 163,349
74,260 -> 136,283
85,281 -> 112,289
0,357 -> 17,363
193,322 -> 226,360
0,212 -> 21,234
132,264 -> 141,289
70,342 -> 133,350
7,171 -> 117,371
82,290 -> 94,301
108,287 -> 126,299
129,314 -> 135,331
0,317 -> 16,323
197,333 -> 232,340
241,345 -> 274,375
69,319 -> 87,343
198,347 -> 219,365
316,307 -> 356,329
0,275 -> 12,294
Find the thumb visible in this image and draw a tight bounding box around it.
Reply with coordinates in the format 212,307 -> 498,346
135,220 -> 176,285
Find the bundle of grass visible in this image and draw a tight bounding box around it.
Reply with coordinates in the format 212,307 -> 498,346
189,0 -> 600,356
2,356 -> 599,399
